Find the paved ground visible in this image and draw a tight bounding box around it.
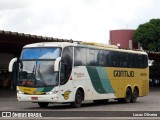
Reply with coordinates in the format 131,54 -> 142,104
0,87 -> 160,119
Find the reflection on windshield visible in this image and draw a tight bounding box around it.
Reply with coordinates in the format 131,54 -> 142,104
21,48 -> 61,59
19,61 -> 58,87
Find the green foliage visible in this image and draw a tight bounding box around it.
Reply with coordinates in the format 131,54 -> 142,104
133,18 -> 160,52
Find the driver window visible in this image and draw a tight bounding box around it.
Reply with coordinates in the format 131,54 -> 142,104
60,47 -> 73,85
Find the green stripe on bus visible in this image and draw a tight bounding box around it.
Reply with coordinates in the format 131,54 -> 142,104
86,66 -> 107,93
96,67 -> 114,93
41,87 -> 54,92
36,87 -> 44,92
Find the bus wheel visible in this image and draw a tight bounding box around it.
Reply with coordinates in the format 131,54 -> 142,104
124,87 -> 132,103
93,99 -> 109,104
131,87 -> 138,103
71,90 -> 83,108
38,102 -> 49,108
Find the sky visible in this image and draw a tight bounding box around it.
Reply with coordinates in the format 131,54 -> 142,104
0,0 -> 160,44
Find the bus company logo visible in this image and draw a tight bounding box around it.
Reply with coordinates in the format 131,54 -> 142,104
33,90 -> 36,94
114,70 -> 134,77
23,88 -> 32,92
2,112 -> 11,117
62,90 -> 71,100
74,72 -> 85,77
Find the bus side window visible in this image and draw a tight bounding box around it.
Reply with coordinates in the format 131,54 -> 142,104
94,49 -> 99,66
97,50 -> 105,66
133,54 -> 138,68
105,50 -> 110,67
129,54 -> 133,68
123,52 -> 127,67
87,49 -> 96,66
115,52 -> 120,67
110,51 -> 117,67
61,47 -> 73,85
74,47 -> 87,66
138,54 -> 142,68
142,55 -> 148,68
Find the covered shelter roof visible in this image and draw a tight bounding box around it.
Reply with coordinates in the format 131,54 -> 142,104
146,50 -> 160,63
0,30 -> 75,55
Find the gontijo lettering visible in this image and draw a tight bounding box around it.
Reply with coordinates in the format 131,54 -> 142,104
114,70 -> 134,77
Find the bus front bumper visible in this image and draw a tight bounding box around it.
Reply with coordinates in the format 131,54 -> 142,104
17,93 -> 59,103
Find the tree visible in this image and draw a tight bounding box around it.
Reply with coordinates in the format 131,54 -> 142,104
133,19 -> 160,52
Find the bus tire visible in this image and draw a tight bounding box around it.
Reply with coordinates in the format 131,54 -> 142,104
131,87 -> 139,103
124,87 -> 132,103
71,89 -> 83,108
38,102 -> 49,108
93,99 -> 109,104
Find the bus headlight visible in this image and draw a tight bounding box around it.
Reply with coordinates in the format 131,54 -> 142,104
17,90 -> 24,94
46,90 -> 58,95
46,91 -> 54,95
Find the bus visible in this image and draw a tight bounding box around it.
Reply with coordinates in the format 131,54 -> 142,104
9,41 -> 149,108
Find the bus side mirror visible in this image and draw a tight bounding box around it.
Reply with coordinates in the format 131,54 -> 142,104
9,57 -> 17,72
148,60 -> 154,66
54,57 -> 61,72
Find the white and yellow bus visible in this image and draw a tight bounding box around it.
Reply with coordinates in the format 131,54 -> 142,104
9,42 -> 149,108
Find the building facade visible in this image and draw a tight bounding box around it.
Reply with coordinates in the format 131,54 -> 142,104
110,29 -> 139,49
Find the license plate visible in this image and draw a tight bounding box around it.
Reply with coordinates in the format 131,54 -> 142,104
31,97 -> 38,100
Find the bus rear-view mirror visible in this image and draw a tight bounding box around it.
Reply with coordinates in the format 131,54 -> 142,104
8,57 -> 17,72
54,57 -> 61,72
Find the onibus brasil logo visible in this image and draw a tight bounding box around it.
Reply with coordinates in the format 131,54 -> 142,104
1,112 -> 42,118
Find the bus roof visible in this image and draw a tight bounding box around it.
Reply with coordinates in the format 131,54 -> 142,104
23,42 -> 78,48
23,42 -> 147,55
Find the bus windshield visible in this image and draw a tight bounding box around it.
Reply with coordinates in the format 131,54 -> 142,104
21,47 -> 61,60
18,47 -> 61,87
18,60 -> 58,87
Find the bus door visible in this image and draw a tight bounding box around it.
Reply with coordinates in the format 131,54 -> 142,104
59,62 -> 74,102
58,46 -> 74,102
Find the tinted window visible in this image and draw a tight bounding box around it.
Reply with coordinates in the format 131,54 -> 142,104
61,47 -> 73,85
74,47 -> 87,66
97,50 -> 110,66
87,49 -> 97,66
74,47 -> 148,68
142,55 -> 148,68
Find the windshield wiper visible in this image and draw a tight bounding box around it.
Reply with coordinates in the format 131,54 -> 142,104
37,64 -> 46,87
24,63 -> 37,86
32,64 -> 37,85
